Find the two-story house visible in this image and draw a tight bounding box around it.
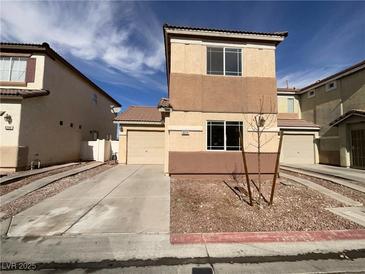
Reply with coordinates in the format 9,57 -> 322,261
298,60 -> 365,169
0,42 -> 121,173
116,24 -> 288,177
276,87 -> 320,164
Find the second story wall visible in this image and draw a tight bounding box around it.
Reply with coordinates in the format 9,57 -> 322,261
169,39 -> 278,113
277,94 -> 301,119
300,68 -> 365,136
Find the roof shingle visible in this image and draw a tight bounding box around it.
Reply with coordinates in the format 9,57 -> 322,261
0,88 -> 50,98
278,119 -> 320,128
114,106 -> 163,123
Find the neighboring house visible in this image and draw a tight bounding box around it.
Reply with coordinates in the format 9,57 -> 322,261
298,60 -> 365,169
116,24 -> 288,177
276,88 -> 320,164
0,42 -> 121,172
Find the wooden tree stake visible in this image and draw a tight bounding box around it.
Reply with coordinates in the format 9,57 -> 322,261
240,131 -> 253,206
269,130 -> 284,205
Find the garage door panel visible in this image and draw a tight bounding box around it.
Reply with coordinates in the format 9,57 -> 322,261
280,134 -> 314,164
127,131 -> 164,164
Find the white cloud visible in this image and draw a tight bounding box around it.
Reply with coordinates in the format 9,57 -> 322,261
277,65 -> 345,89
0,1 -> 165,76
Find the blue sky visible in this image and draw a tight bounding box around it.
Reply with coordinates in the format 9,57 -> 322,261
1,1 -> 364,111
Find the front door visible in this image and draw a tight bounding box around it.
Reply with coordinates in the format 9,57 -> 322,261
351,128 -> 365,169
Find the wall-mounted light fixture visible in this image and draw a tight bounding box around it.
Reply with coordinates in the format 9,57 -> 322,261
4,114 -> 12,124
182,130 -> 189,136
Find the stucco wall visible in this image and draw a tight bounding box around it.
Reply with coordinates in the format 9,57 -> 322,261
299,68 -> 365,166
1,53 -> 118,169
169,39 -> 277,114
0,99 -> 27,169
170,40 -> 276,77
165,110 -> 279,174
277,94 -> 300,118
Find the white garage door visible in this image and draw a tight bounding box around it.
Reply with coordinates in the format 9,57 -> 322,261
127,131 -> 164,164
280,134 -> 315,164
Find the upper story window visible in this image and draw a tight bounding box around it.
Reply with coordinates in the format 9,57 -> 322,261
207,47 -> 242,76
0,57 -> 27,82
207,121 -> 243,151
308,90 -> 315,98
326,81 -> 337,91
287,98 -> 294,113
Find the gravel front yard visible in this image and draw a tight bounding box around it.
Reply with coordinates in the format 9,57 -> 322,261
170,176 -> 362,233
281,169 -> 365,205
0,162 -> 88,196
0,163 -> 114,221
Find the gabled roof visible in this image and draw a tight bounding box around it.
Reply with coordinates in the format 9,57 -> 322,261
299,59 -> 365,94
114,106 -> 163,124
0,88 -> 50,98
329,109 -> 365,127
0,42 -> 120,107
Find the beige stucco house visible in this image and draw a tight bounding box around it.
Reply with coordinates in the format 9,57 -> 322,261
116,24 -> 288,177
0,42 -> 121,172
298,60 -> 365,169
276,87 -> 320,164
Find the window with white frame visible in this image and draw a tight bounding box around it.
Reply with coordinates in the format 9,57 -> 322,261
0,57 -> 27,82
287,98 -> 294,113
207,47 -> 242,76
308,90 -> 315,98
326,81 -> 337,91
207,121 -> 243,150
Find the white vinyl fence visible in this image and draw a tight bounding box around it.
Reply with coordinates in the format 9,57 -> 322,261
80,139 -> 119,162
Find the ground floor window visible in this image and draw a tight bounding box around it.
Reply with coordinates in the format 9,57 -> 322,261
207,121 -> 243,151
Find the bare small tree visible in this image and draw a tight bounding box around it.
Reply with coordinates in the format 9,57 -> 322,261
243,97 -> 277,206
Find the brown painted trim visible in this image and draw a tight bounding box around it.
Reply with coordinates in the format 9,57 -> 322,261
25,58 -> 36,83
0,81 -> 26,87
169,151 -> 277,174
0,52 -> 31,57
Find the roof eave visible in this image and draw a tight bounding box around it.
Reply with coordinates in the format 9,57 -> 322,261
164,28 -> 286,43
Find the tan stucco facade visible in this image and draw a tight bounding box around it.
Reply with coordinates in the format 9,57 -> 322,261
300,68 -> 365,167
277,94 -> 301,118
1,52 -> 119,171
164,111 -> 279,174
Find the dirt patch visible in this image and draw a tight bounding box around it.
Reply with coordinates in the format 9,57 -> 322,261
0,163 -> 114,221
170,176 -> 362,233
0,162 -> 89,196
281,169 -> 365,205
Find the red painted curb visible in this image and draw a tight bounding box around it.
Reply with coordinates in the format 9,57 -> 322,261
170,229 -> 365,244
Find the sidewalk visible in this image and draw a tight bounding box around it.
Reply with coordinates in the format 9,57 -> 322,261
1,233 -> 365,269
281,163 -> 365,183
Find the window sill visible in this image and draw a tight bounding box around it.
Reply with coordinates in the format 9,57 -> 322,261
206,74 -> 242,78
0,81 -> 27,87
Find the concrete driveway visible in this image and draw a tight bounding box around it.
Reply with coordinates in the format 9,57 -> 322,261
7,165 -> 170,237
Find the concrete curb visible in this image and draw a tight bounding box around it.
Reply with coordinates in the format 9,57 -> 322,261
0,163 -> 78,185
281,166 -> 365,193
5,249 -> 365,270
2,233 -> 365,270
1,162 -> 104,205
170,229 -> 365,244
281,173 -> 362,207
